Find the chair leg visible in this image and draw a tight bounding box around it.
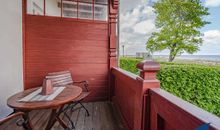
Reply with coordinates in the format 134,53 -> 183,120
79,102 -> 90,116
16,118 -> 29,130
64,111 -> 75,129
71,103 -> 78,112
22,112 -> 34,130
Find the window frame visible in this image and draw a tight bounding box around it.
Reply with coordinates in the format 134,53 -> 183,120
26,0 -> 109,22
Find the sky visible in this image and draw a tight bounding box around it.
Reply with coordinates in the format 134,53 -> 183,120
119,0 -> 220,55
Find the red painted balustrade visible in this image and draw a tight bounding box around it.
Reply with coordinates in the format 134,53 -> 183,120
111,60 -> 220,130
111,60 -> 160,130
149,88 -> 220,130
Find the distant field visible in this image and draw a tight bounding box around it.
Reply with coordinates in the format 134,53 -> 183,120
120,57 -> 220,117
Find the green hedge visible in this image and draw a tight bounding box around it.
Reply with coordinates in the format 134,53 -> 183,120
120,57 -> 141,74
120,57 -> 220,117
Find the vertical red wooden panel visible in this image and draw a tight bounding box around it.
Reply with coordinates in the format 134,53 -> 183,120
111,60 -> 160,130
112,68 -> 138,130
23,0 -> 118,102
24,15 -> 109,101
109,0 -> 119,101
22,0 -> 27,88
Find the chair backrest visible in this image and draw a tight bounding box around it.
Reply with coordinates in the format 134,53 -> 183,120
0,112 -> 25,130
46,71 -> 73,87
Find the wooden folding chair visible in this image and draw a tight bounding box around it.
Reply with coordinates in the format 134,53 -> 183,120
46,71 -> 90,116
0,112 -> 29,130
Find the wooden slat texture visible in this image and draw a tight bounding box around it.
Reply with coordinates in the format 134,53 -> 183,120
24,15 -> 109,101
46,71 -> 74,87
111,65 -> 161,130
0,102 -> 123,130
149,88 -> 220,130
112,68 -> 139,130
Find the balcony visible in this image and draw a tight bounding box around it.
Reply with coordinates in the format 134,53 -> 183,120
0,0 -> 220,130
0,102 -> 123,130
1,60 -> 220,130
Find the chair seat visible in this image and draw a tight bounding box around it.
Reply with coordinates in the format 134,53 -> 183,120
73,92 -> 90,101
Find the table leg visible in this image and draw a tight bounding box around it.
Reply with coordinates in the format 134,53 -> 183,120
45,109 -> 57,130
56,116 -> 71,130
45,106 -> 71,130
22,112 -> 34,130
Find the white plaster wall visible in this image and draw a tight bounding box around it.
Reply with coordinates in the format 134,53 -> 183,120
0,0 -> 23,118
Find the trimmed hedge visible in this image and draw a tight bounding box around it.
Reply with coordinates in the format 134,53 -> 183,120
120,57 -> 220,117
120,57 -> 141,74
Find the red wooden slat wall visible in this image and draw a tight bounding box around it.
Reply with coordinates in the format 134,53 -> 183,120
24,15 -> 109,101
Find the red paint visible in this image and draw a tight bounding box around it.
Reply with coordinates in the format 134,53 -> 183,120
112,68 -> 139,130
149,88 -> 219,130
22,0 -> 116,102
108,0 -> 118,100
111,61 -> 219,130
111,60 -> 160,130
24,15 -> 110,101
22,0 -> 27,89
22,1 -> 220,130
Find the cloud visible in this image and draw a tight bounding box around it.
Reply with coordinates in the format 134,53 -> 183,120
133,20 -> 156,34
120,4 -> 156,55
119,1 -> 220,55
120,0 -> 142,12
203,30 -> 220,44
192,30 -> 220,55
205,0 -> 220,7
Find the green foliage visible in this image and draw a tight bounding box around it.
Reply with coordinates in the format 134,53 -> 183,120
146,0 -> 210,62
158,64 -> 220,117
120,57 -> 142,74
120,57 -> 220,117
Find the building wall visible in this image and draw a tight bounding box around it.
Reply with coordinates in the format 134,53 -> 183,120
24,16 -> 109,101
0,0 -> 23,118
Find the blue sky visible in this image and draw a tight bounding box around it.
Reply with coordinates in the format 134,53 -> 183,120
203,7 -> 220,31
119,0 -> 220,55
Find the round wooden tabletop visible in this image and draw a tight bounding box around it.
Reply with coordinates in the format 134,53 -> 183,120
7,85 -> 82,110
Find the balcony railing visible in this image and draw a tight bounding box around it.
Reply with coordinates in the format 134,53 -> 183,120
1,60 -> 219,130
111,60 -> 220,130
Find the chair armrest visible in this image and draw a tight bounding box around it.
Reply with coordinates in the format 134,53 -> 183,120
73,80 -> 87,84
0,112 -> 25,125
73,80 -> 89,92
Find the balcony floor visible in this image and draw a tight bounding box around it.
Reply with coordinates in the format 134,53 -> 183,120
1,102 -> 124,130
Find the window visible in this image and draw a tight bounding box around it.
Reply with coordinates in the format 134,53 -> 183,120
94,4 -> 107,20
94,0 -> 108,20
27,0 -> 44,15
26,0 -> 108,21
78,2 -> 93,19
46,0 -> 61,17
62,1 -> 77,18
95,0 -> 108,4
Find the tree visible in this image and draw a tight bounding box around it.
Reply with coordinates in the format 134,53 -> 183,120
146,0 -> 210,62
